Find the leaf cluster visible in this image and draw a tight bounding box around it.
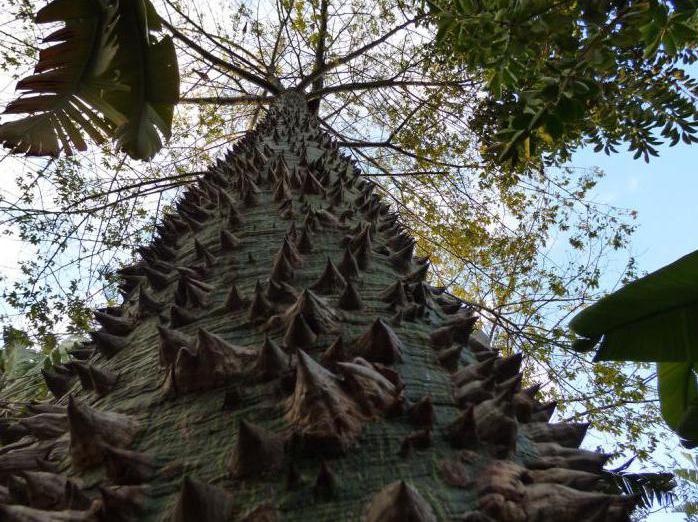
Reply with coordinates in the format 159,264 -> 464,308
429,0 -> 698,165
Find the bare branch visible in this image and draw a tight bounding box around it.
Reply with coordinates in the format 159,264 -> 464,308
162,0 -> 267,73
308,78 -> 475,98
180,95 -> 274,105
308,0 -> 330,115
297,15 -> 423,91
162,19 -> 281,93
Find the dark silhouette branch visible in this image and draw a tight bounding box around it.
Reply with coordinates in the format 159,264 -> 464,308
162,0 -> 267,74
296,15 -> 423,91
180,95 -> 274,105
162,19 -> 281,93
326,130 -> 484,170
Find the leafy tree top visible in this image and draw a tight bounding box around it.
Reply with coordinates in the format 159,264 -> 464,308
429,0 -> 698,165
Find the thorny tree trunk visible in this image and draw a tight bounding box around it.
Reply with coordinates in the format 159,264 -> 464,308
0,92 -> 635,521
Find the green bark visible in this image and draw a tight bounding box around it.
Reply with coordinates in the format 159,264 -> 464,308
0,92 -> 635,521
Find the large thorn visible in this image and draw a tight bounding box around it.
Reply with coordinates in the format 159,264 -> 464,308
352,319 -> 403,364
320,336 -> 348,369
521,422 -> 589,448
219,229 -> 241,251
379,281 -> 409,308
310,257 -> 346,295
249,281 -> 273,323
69,362 -> 118,396
157,327 -> 193,367
451,357 -> 497,387
41,367 -> 74,399
93,311 -> 136,336
336,358 -> 400,414
408,396 -> 435,428
169,305 -> 199,328
473,390 -> 518,457
363,481 -> 437,522
522,483 -> 637,522
338,246 -> 360,281
18,413 -> 67,439
90,331 -> 129,358
313,461 -> 337,500
285,350 -> 365,454
446,404 -> 478,449
338,281 -> 363,310
67,396 -> 139,470
103,445 -> 156,485
228,419 -> 284,478
166,329 -> 253,394
224,284 -> 246,312
21,471 -> 89,510
253,336 -> 290,381
270,252 -> 294,282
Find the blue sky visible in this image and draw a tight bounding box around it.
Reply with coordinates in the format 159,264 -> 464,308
574,140 -> 698,276
570,143 -> 698,521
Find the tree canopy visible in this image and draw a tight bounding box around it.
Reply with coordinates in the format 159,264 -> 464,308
0,0 -> 693,507
429,0 -> 698,165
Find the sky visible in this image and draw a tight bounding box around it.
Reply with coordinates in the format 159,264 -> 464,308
573,144 -> 698,276
569,143 -> 698,521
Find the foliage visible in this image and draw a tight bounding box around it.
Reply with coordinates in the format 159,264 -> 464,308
428,0 -> 698,166
570,250 -> 698,447
0,0 -> 179,160
605,457 -> 676,510
0,326 -> 38,381
673,452 -> 698,518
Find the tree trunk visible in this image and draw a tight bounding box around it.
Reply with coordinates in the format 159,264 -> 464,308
0,92 -> 635,521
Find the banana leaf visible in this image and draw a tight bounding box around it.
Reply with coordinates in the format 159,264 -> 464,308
570,249 -> 698,362
569,249 -> 698,447
0,0 -> 179,160
0,0 -> 122,156
106,0 -> 179,160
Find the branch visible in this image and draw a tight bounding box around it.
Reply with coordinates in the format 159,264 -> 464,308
162,19 -> 281,93
270,0 -> 294,70
297,15 -> 423,91
179,95 -> 274,105
308,0 -> 330,115
162,0 -> 267,73
359,170 -> 448,177
308,79 -> 474,99
332,137 -> 483,170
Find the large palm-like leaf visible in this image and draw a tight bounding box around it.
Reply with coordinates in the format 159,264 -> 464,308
0,0 -> 122,156
570,249 -> 698,447
0,0 -> 179,160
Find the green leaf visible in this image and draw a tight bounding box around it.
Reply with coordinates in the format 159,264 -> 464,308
104,0 -> 180,160
0,0 -> 122,156
0,0 -> 179,160
570,249 -> 698,361
1,327 -> 39,381
658,362 -> 698,448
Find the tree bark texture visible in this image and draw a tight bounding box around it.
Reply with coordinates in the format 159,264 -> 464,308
0,92 -> 635,521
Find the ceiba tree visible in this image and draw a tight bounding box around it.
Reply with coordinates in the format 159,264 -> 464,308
0,0 -> 655,519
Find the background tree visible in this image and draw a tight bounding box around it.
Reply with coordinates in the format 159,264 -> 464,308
0,0 -> 687,494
